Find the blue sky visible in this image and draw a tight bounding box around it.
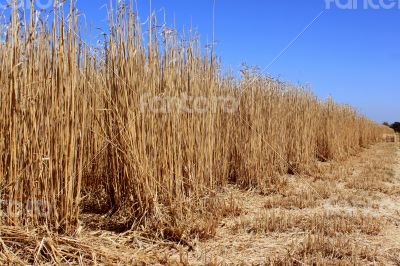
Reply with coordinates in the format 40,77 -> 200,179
3,0 -> 399,122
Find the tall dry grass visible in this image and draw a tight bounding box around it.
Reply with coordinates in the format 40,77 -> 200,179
0,1 -> 394,233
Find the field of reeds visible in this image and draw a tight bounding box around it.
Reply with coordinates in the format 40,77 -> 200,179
0,1 -> 396,264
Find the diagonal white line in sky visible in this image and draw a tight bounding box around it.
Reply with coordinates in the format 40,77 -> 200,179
241,10 -> 326,93
262,10 -> 326,73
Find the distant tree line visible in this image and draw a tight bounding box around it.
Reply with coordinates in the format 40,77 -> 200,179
383,122 -> 400,133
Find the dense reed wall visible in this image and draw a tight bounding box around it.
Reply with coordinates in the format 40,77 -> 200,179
0,2 -> 393,232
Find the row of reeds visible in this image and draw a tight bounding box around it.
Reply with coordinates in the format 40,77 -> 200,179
0,1 -> 394,233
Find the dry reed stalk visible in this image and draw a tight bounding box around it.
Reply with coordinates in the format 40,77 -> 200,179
0,1 -> 394,234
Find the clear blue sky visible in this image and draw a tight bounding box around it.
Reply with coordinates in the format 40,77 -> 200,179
8,0 -> 400,122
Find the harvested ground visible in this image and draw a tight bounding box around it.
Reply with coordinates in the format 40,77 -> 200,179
1,142 -> 399,265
